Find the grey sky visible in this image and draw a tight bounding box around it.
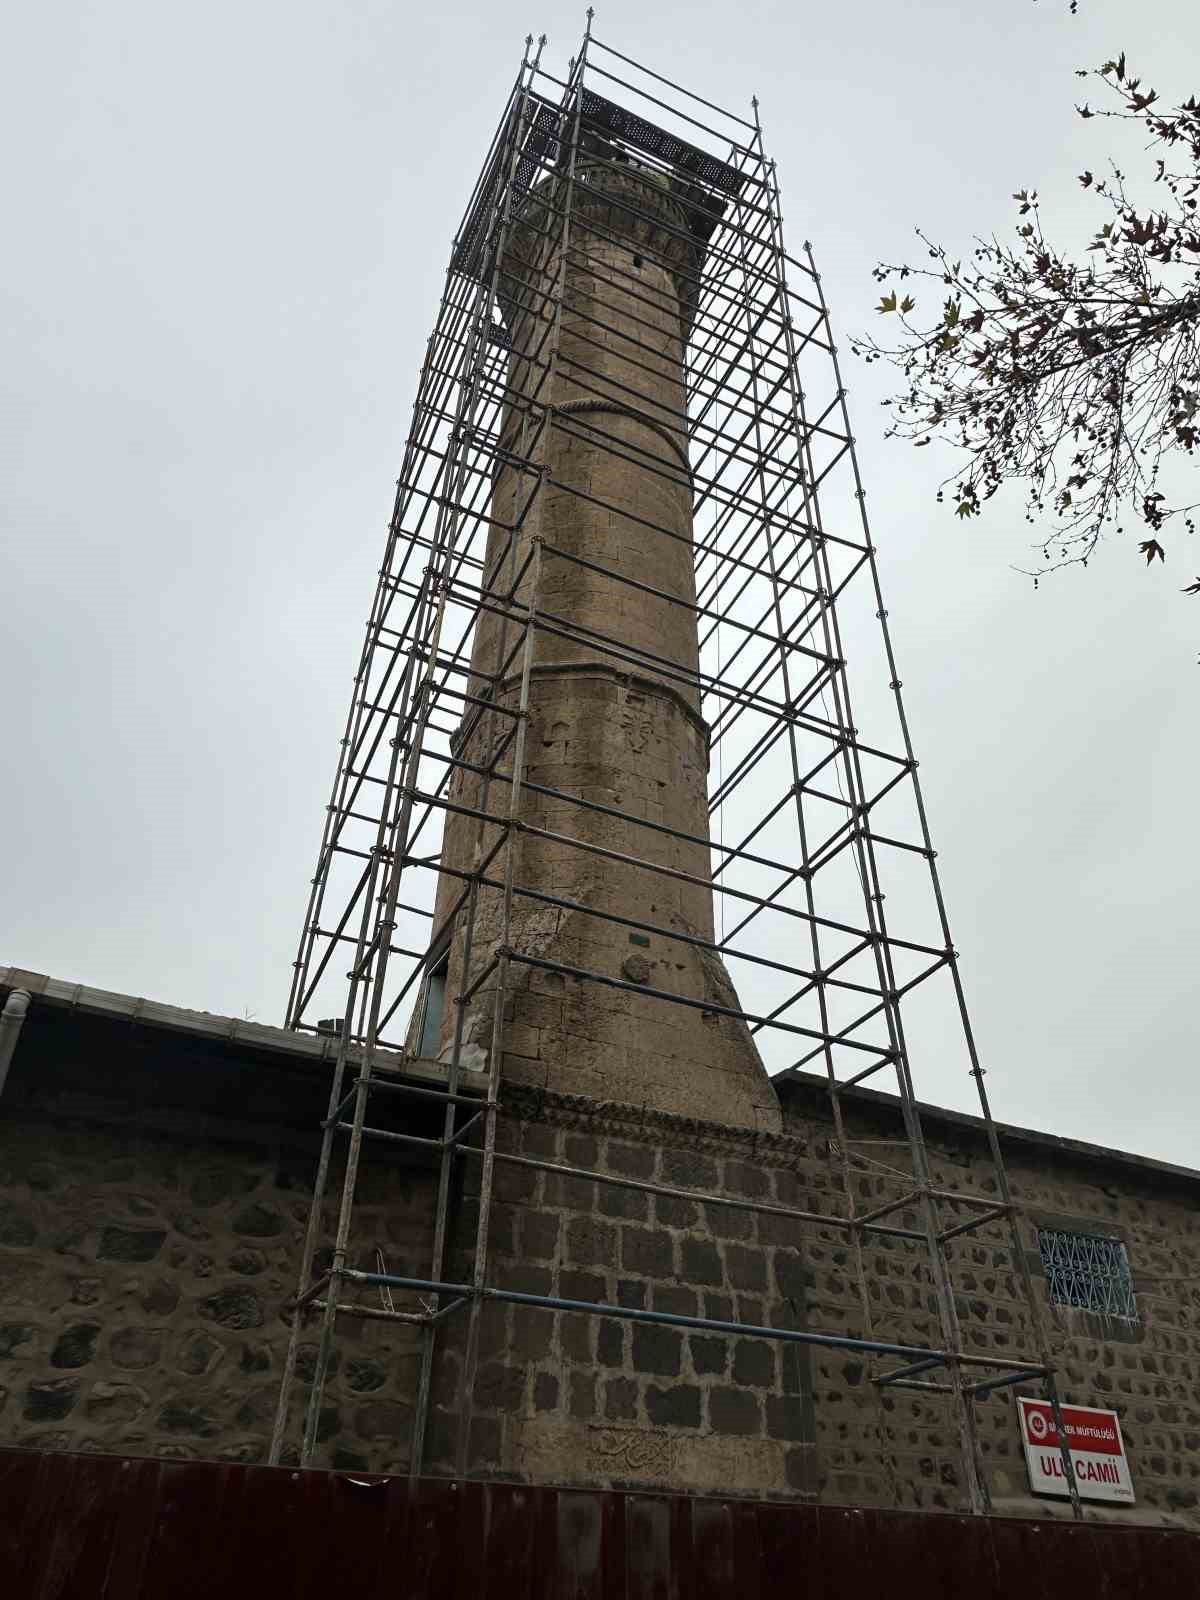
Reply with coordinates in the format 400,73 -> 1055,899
3,0 -> 1196,1164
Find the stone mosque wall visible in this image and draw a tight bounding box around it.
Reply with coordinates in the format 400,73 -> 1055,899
1,984 -> 1197,1528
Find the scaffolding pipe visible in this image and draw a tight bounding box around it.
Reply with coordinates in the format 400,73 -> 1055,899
273,26 -> 1078,1517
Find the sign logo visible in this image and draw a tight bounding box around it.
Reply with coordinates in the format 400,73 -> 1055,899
1016,1397 -> 1135,1505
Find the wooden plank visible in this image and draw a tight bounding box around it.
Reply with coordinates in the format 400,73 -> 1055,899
756,1499 -> 815,1600
481,1484 -> 537,1600
625,1495 -> 673,1600
691,1500 -> 735,1600
557,1490 -> 606,1600
214,1463 -> 306,1597
134,1461 -> 233,1598
727,1502 -> 762,1600
98,1458 -> 164,1599
815,1507 -> 887,1600
43,1453 -> 135,1600
296,1470 -> 389,1599
404,1476 -> 461,1600
987,1516 -> 1055,1600
0,1448 -> 56,1593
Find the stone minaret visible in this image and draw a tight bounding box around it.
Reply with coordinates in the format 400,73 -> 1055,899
424,142 -> 781,1136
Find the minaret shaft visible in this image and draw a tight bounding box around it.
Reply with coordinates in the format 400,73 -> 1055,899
429,158 -> 781,1135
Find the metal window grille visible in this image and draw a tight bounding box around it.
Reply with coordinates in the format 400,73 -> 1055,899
1037,1228 -> 1138,1320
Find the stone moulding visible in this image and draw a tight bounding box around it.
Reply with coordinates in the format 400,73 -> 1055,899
500,1083 -> 810,1163
499,158 -> 705,333
485,660 -> 711,750
553,396 -> 693,474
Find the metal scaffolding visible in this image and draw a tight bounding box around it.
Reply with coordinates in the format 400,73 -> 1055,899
270,20 -> 1082,1515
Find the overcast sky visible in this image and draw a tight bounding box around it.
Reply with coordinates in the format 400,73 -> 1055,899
3,0 -> 1196,1165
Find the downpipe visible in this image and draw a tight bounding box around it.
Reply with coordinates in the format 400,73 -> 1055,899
0,989 -> 31,1098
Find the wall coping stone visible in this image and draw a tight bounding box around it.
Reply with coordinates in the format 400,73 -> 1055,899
775,1070 -> 1200,1195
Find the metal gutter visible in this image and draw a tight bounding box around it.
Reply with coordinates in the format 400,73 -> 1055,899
0,965 -> 445,1083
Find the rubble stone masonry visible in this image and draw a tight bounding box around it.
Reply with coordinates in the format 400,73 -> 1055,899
1,995 -> 1198,1528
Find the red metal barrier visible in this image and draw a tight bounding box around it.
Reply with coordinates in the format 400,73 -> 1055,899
2,1446 -> 1197,1597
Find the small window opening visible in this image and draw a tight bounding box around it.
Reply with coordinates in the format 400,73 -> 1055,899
415,952 -> 449,1060
632,253 -> 644,269
1037,1228 -> 1138,1321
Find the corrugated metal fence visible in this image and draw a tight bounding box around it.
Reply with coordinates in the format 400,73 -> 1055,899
2,1447 -> 1198,1597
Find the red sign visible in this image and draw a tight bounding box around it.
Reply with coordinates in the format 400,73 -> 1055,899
1017,1397 -> 1134,1503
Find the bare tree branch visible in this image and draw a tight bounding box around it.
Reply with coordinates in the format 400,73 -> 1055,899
854,58 -> 1200,590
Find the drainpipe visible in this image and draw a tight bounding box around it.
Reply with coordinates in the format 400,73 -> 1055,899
0,990 -> 31,1098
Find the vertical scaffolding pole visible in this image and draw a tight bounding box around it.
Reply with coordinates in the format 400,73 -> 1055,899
451,11 -> 592,1472
754,130 -> 991,1513
800,235 -> 1082,1520
406,33 -> 552,1484
274,27 -> 1082,1518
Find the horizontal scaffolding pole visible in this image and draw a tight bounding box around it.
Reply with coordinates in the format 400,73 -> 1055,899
471,1145 -> 926,1242
400,785 -> 948,963
331,1267 -> 1054,1379
345,1269 -> 944,1361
